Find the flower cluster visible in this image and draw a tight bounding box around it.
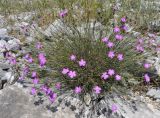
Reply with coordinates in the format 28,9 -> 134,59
20,42 -> 59,103
4,52 -> 17,65
59,9 -> 68,18
10,7 -> 157,106
2,2 -> 160,115
55,17 -> 130,95
24,53 -> 33,63
38,53 -> 47,67
135,38 -> 145,52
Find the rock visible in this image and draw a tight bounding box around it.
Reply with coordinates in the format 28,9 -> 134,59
49,91 -> 160,118
0,85 -> 53,118
0,15 -> 6,28
9,12 -> 35,21
77,21 -> 105,40
13,22 -> 30,36
83,93 -> 91,106
0,62 -> 11,70
154,92 -> 160,99
132,31 -> 141,37
147,88 -> 157,97
0,28 -> 8,36
0,40 -> 7,52
141,0 -> 160,11
147,88 -> 160,99
141,0 -> 160,32
0,62 -> 16,89
0,69 -> 6,78
26,36 -> 34,43
0,53 -> 4,60
0,81 -> 2,89
1,82 -> 160,118
149,20 -> 160,32
152,54 -> 160,76
0,35 -> 19,89
44,19 -> 70,37
7,38 -> 21,50
0,85 -> 76,118
0,36 -> 20,51
14,22 -> 29,29
1,72 -> 15,84
44,19 -> 105,40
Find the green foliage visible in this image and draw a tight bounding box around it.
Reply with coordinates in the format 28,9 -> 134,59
30,0 -> 150,95
120,0 -> 160,31
2,0 -> 158,96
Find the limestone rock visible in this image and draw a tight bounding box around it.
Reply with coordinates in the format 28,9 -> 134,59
0,85 -> 53,118
0,28 -> 8,36
0,85 -> 75,118
49,91 -> 160,118
147,88 -> 160,99
0,36 -> 20,51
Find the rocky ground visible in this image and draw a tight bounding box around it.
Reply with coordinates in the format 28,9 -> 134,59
1,81 -> 160,118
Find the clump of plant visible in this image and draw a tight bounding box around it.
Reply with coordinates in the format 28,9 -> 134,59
43,19 -> 151,95
4,0 -> 159,107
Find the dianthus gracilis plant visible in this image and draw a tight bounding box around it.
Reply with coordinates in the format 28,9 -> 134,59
4,0 -> 158,105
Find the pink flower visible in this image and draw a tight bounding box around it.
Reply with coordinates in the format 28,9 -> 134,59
108,51 -> 115,59
24,54 -> 30,59
102,37 -> 109,43
79,59 -> 86,67
59,9 -> 68,18
144,74 -> 150,82
122,25 -> 128,31
148,33 -> 156,38
121,17 -> 126,23
93,86 -> 102,94
70,54 -> 76,61
31,87 -> 36,95
5,52 -> 12,59
19,76 -> 24,80
156,46 -> 160,52
149,39 -> 155,44
41,85 -> 48,93
111,104 -> 118,113
114,26 -> 120,33
108,69 -> 115,76
68,71 -> 77,78
24,54 -> 33,63
38,53 -> 47,67
136,45 -> 144,52
36,42 -> 43,49
32,78 -> 39,84
117,53 -> 124,61
62,68 -> 69,75
32,71 -> 37,78
49,92 -> 57,103
23,66 -> 29,75
74,86 -> 82,94
115,74 -> 122,81
9,57 -> 17,65
107,41 -> 114,48
143,63 -> 151,69
28,57 -> 33,63
137,38 -> 144,44
55,82 -> 61,90
46,88 -> 52,95
101,72 -> 109,80
115,34 -> 123,41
